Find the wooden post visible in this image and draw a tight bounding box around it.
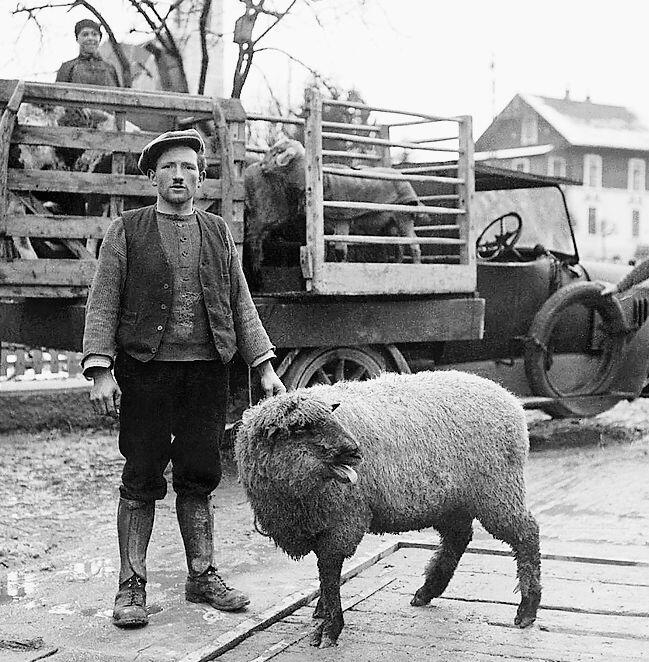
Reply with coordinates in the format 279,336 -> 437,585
0,80 -> 25,236
303,87 -> 324,292
48,348 -> 60,374
457,115 -> 474,272
228,119 -> 245,255
109,111 -> 126,218
212,98 -> 234,225
378,125 -> 392,167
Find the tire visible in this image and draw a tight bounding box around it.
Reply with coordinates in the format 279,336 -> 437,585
282,346 -> 388,390
524,281 -> 626,418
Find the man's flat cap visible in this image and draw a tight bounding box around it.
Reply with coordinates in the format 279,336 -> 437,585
75,19 -> 102,37
138,129 -> 206,174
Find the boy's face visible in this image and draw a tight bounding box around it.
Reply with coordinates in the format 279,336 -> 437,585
149,145 -> 205,206
77,27 -> 101,56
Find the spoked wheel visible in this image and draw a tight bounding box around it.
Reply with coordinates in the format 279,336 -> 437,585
282,346 -> 387,390
524,281 -> 627,417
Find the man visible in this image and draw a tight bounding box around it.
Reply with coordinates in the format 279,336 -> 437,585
56,18 -> 121,87
82,128 -> 286,629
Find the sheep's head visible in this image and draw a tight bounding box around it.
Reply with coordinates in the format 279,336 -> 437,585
260,138 -> 306,190
237,393 -> 362,490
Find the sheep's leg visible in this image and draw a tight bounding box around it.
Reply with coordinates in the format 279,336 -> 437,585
405,217 -> 422,264
332,219 -> 349,262
481,509 -> 542,628
411,516 -> 473,606
395,213 -> 422,264
310,553 -> 344,648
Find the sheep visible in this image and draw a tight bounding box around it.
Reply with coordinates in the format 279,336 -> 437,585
236,370 -> 542,648
244,137 -> 424,275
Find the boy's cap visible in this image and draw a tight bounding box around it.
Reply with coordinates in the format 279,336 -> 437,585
138,129 -> 206,174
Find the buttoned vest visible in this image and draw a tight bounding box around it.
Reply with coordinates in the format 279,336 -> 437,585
116,205 -> 237,362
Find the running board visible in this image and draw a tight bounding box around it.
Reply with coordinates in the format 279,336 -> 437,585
520,392 -> 635,409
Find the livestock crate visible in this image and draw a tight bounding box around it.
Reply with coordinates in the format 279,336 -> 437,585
0,78 -> 246,298
246,87 -> 476,296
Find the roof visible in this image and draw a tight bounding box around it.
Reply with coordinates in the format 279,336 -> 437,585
396,162 -> 582,190
474,144 -> 554,161
520,93 -> 649,151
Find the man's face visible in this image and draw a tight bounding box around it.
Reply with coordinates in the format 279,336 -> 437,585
149,145 -> 205,206
77,27 -> 101,56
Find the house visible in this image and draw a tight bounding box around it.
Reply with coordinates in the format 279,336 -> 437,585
475,93 -> 649,262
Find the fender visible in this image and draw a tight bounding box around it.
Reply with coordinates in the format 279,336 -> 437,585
608,285 -> 649,397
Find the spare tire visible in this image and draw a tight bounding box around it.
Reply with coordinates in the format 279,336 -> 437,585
524,281 -> 626,418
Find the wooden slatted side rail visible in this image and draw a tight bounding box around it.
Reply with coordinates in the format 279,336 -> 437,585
0,79 -> 247,297
243,88 -> 476,295
0,343 -> 82,379
303,88 -> 476,295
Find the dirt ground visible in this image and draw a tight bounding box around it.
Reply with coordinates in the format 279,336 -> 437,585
1,396 -> 649,660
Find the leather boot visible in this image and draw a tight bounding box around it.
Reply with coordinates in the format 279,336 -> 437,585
176,494 -> 250,611
113,498 -> 154,628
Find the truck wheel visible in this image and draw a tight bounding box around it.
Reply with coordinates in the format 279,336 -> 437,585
282,346 -> 387,390
524,281 -> 626,418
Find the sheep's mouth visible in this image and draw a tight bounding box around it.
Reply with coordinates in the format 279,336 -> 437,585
329,453 -> 361,485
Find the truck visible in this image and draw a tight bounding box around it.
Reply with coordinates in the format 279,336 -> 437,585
1,78 -> 648,419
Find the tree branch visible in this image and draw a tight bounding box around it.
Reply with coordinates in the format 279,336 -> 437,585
253,0 -> 299,45
197,0 -> 212,95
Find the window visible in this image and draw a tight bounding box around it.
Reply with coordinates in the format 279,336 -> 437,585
511,158 -> 530,173
548,156 -> 567,178
521,116 -> 538,145
632,209 -> 640,238
588,207 -> 597,234
583,154 -> 602,188
628,159 -> 646,191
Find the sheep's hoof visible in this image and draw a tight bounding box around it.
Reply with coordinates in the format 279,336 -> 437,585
515,614 -> 536,628
309,624 -> 324,647
313,600 -> 325,619
410,588 -> 432,607
514,592 -> 541,628
319,633 -> 338,649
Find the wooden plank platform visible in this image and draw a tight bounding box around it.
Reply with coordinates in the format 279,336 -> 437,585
186,542 -> 649,662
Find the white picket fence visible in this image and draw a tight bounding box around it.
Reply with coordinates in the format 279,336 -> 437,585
0,343 -> 82,380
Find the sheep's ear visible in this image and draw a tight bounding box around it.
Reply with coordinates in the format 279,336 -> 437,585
275,148 -> 294,167
331,402 -> 341,412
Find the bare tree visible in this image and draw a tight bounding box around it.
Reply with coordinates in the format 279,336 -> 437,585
13,0 -> 379,98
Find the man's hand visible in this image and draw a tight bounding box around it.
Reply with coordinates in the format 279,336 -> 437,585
89,368 -> 121,417
600,282 -> 619,297
256,360 -> 286,399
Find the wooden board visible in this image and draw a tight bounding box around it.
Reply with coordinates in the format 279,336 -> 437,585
7,169 -> 242,200
0,79 -> 246,121
11,125 -> 246,161
206,543 -> 649,662
255,296 -> 486,346
0,258 -> 96,287
314,262 -> 477,295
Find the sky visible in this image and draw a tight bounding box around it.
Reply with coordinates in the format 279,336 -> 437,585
1,0 -> 648,138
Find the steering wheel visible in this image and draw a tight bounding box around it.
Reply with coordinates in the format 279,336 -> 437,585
476,212 -> 523,260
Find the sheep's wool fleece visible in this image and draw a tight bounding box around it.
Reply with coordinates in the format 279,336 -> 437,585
236,370 -> 531,559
